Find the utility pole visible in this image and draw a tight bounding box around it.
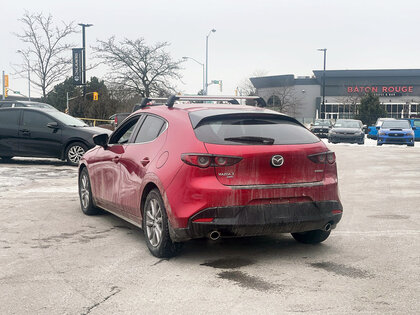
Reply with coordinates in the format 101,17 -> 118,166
28,60 -> 31,101
78,23 -> 93,97
2,71 -> 4,100
318,48 -> 327,119
205,29 -> 216,95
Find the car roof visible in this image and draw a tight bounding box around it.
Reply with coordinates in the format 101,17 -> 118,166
0,106 -> 58,113
131,102 -> 303,128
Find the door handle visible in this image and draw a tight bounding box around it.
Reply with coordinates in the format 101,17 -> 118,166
19,129 -> 30,136
141,157 -> 150,166
112,156 -> 120,163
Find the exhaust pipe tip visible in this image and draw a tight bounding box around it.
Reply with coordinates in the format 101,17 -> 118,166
324,223 -> 332,232
209,230 -> 221,241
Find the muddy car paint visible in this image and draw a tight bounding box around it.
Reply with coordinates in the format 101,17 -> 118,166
79,102 -> 343,256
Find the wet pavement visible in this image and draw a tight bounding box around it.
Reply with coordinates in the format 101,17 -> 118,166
0,144 -> 419,314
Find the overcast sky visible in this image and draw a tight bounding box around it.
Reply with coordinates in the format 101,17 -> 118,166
2,0 -> 420,98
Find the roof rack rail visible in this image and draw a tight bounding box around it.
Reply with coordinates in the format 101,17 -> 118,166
165,95 -> 267,108
133,97 -> 168,112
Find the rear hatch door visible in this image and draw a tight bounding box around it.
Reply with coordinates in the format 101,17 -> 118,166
191,111 -> 326,186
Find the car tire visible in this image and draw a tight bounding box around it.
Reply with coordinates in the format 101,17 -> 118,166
78,168 -> 101,215
143,189 -> 183,258
291,229 -> 331,244
358,140 -> 365,145
408,143 -> 415,147
377,143 -> 382,146
66,142 -> 87,166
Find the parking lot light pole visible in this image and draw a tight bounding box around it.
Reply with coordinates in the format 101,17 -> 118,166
17,50 -> 31,101
318,48 -> 327,119
78,23 -> 93,97
205,29 -> 216,95
183,56 -> 205,94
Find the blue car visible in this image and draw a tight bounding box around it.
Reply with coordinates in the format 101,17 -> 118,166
367,118 -> 396,139
377,120 -> 415,146
402,118 -> 420,141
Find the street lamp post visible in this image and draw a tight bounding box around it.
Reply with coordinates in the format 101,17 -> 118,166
182,56 -> 205,94
318,48 -> 327,119
78,23 -> 93,97
205,29 -> 216,95
17,50 -> 31,100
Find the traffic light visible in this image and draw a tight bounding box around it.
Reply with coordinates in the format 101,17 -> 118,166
93,92 -> 98,101
4,87 -> 8,98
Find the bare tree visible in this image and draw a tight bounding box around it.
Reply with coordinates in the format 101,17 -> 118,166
268,85 -> 302,116
237,70 -> 268,96
93,37 -> 183,97
15,12 -> 76,98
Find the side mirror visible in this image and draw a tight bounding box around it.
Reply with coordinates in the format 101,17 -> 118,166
376,126 -> 380,130
47,122 -> 59,129
413,126 -> 417,130
93,133 -> 109,148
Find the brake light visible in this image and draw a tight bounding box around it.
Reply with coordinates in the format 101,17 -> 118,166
308,151 -> 335,164
181,154 -> 242,168
114,116 -> 118,125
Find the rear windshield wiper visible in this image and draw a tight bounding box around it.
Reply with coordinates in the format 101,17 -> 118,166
224,136 -> 275,145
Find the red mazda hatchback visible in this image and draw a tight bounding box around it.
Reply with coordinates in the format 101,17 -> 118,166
78,95 -> 343,257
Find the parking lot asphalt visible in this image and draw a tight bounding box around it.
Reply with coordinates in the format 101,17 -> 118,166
1,140 -> 419,314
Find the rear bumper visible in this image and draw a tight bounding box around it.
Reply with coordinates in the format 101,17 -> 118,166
170,200 -> 343,242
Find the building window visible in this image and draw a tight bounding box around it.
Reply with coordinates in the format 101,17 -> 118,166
267,95 -> 281,107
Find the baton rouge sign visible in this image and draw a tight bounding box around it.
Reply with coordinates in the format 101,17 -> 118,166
347,85 -> 414,94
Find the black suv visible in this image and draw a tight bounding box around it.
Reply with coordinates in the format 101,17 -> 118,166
310,119 -> 332,138
0,107 -> 110,165
0,100 -> 57,110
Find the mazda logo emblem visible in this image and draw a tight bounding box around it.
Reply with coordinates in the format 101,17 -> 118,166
271,155 -> 284,167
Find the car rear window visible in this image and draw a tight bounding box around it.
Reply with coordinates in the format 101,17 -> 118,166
193,114 -> 319,145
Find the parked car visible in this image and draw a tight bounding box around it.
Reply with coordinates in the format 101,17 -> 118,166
328,119 -> 365,144
0,100 -> 58,110
0,107 -> 111,165
367,118 -> 396,139
310,119 -> 332,138
78,95 -> 343,258
377,119 -> 415,146
109,113 -> 130,129
401,118 -> 420,141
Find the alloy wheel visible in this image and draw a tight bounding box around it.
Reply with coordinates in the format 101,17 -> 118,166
68,145 -> 85,164
145,198 -> 163,247
80,173 -> 90,210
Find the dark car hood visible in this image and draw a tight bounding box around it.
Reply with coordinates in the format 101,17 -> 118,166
311,125 -> 330,129
75,126 -> 112,135
331,127 -> 361,132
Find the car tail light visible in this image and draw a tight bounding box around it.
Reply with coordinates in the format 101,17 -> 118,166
308,151 -> 335,164
181,154 -> 242,168
114,116 -> 118,125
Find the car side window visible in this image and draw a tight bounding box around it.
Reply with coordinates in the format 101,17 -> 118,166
22,111 -> 52,128
109,115 -> 141,145
0,109 -> 20,126
413,120 -> 420,127
134,115 -> 166,144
